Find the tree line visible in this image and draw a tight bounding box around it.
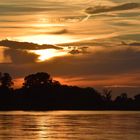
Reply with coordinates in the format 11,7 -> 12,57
0,72 -> 139,110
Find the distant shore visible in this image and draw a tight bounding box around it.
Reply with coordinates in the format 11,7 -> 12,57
0,72 -> 140,111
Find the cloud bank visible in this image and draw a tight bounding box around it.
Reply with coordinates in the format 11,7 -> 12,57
85,3 -> 140,15
0,40 -> 62,50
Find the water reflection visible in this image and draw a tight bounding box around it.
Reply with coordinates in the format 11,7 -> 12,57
0,111 -> 139,140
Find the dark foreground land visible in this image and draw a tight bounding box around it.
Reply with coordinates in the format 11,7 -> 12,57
0,72 -> 140,111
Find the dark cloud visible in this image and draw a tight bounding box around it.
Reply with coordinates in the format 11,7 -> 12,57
4,49 -> 37,64
0,26 -> 34,29
0,40 -> 62,50
85,3 -> 140,15
68,47 -> 89,54
69,49 -> 80,54
0,4 -> 67,15
0,1 -> 78,16
121,41 -> 140,46
43,47 -> 140,76
59,40 -> 99,47
46,29 -> 68,35
0,20 -> 25,23
1,46 -> 140,78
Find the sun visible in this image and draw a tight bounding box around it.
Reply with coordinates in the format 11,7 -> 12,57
29,49 -> 68,62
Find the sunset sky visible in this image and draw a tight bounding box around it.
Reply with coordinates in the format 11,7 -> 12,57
0,0 -> 140,96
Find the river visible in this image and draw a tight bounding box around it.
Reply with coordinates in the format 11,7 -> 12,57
0,111 -> 139,140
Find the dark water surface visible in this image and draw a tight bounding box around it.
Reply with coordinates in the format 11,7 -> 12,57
0,111 -> 139,140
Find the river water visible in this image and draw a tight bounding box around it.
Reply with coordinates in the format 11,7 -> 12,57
0,111 -> 139,140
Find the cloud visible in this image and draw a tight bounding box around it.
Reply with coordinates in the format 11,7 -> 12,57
2,45 -> 140,76
0,40 -> 62,50
68,47 -> 89,54
0,4 -> 67,15
46,29 -> 68,35
0,0 -> 82,16
1,39 -> 140,77
121,41 -> 140,46
45,47 -> 140,77
85,3 -> 140,15
4,49 -> 37,64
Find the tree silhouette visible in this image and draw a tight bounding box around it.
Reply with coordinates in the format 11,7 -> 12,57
134,94 -> 140,109
0,73 -> 13,110
115,93 -> 128,103
102,88 -> 112,102
0,73 -> 13,88
134,94 -> 140,102
23,72 -> 52,88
